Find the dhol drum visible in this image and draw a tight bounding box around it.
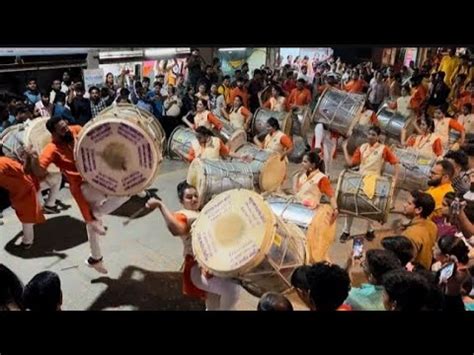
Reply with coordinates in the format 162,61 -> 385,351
0,117 -> 59,173
167,126 -> 198,160
233,144 -> 287,192
212,119 -> 247,152
346,125 -> 369,155
186,158 -> 255,207
251,108 -> 291,137
265,194 -> 336,263
290,107 -> 312,138
288,135 -> 307,163
336,169 -> 394,224
312,87 -> 365,137
74,104 -> 165,196
383,147 -> 436,192
376,105 -> 413,143
191,189 -> 307,297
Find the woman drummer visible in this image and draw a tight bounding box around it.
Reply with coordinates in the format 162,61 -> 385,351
258,85 -> 287,113
183,99 -> 223,132
293,150 -> 338,221
146,181 -> 241,310
253,117 -> 293,161
223,95 -> 252,131
401,116 -> 443,159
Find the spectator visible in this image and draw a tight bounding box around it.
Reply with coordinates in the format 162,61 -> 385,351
34,91 -> 53,117
23,271 -> 62,311
52,92 -> 75,124
24,78 -> 41,106
0,264 -> 24,311
257,292 -> 293,311
68,83 -> 92,126
89,86 -> 107,118
382,270 -> 430,311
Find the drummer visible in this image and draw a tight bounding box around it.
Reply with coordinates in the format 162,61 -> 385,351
25,116 -> 132,274
253,117 -> 293,161
341,125 -> 399,243
0,156 -> 45,249
146,181 -> 241,310
222,95 -> 252,131
183,99 -> 223,132
258,85 -> 287,113
187,126 -> 252,162
293,150 -> 338,216
432,106 -> 465,150
401,116 -> 443,159
387,85 -> 412,120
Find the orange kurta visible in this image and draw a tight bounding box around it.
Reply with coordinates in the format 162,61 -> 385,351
0,157 -> 45,224
410,85 -> 427,116
287,88 -> 312,110
39,125 -> 94,222
228,87 -> 249,108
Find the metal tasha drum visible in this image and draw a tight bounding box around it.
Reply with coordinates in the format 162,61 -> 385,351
167,126 -> 198,160
251,108 -> 291,137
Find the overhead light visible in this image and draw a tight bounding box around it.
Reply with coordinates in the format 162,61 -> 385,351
144,48 -> 191,57
99,50 -> 143,59
218,48 -> 246,52
0,48 -> 92,57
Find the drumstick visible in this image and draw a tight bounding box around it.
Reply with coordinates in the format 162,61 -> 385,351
122,206 -> 150,226
122,193 -> 162,226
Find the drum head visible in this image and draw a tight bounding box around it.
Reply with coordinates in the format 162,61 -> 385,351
186,159 -> 206,206
0,125 -> 23,159
75,117 -> 162,196
259,153 -> 287,192
227,129 -> 247,152
306,204 -> 336,263
24,117 -> 60,173
191,189 -> 276,277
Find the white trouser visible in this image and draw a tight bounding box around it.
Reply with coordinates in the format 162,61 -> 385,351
38,173 -> 62,207
190,265 -> 241,311
314,124 -> 335,175
81,183 -> 131,260
343,216 -> 374,235
21,223 -> 35,244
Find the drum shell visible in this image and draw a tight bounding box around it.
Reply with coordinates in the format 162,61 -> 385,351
186,158 -> 255,207
383,147 -> 435,191
167,126 -> 197,159
336,169 -> 393,223
234,144 -> 287,192
376,105 -> 412,142
312,87 -> 365,137
251,108 -> 291,137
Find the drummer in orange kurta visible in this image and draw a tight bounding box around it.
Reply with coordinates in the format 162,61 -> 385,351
0,156 -> 45,248
343,71 -> 367,94
187,126 -> 252,162
409,77 -> 427,117
287,79 -> 312,111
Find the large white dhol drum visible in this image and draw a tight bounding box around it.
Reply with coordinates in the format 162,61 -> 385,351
186,158 -> 255,207
167,126 -> 197,160
265,194 -> 336,263
312,87 -> 365,137
0,117 -> 59,173
251,108 -> 291,137
212,119 -> 247,152
74,104 -> 165,196
232,144 -> 287,192
191,189 -> 307,296
336,169 -> 394,224
383,147 -> 436,192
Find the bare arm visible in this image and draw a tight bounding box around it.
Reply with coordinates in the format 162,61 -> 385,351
147,198 -> 188,236
342,140 -> 354,167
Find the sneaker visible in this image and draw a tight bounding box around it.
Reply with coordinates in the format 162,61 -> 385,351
365,230 -> 376,242
339,232 -> 351,243
85,257 -> 108,274
43,205 -> 61,214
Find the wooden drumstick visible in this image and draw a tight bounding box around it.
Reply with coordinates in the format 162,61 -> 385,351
122,206 -> 150,226
122,193 -> 162,226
